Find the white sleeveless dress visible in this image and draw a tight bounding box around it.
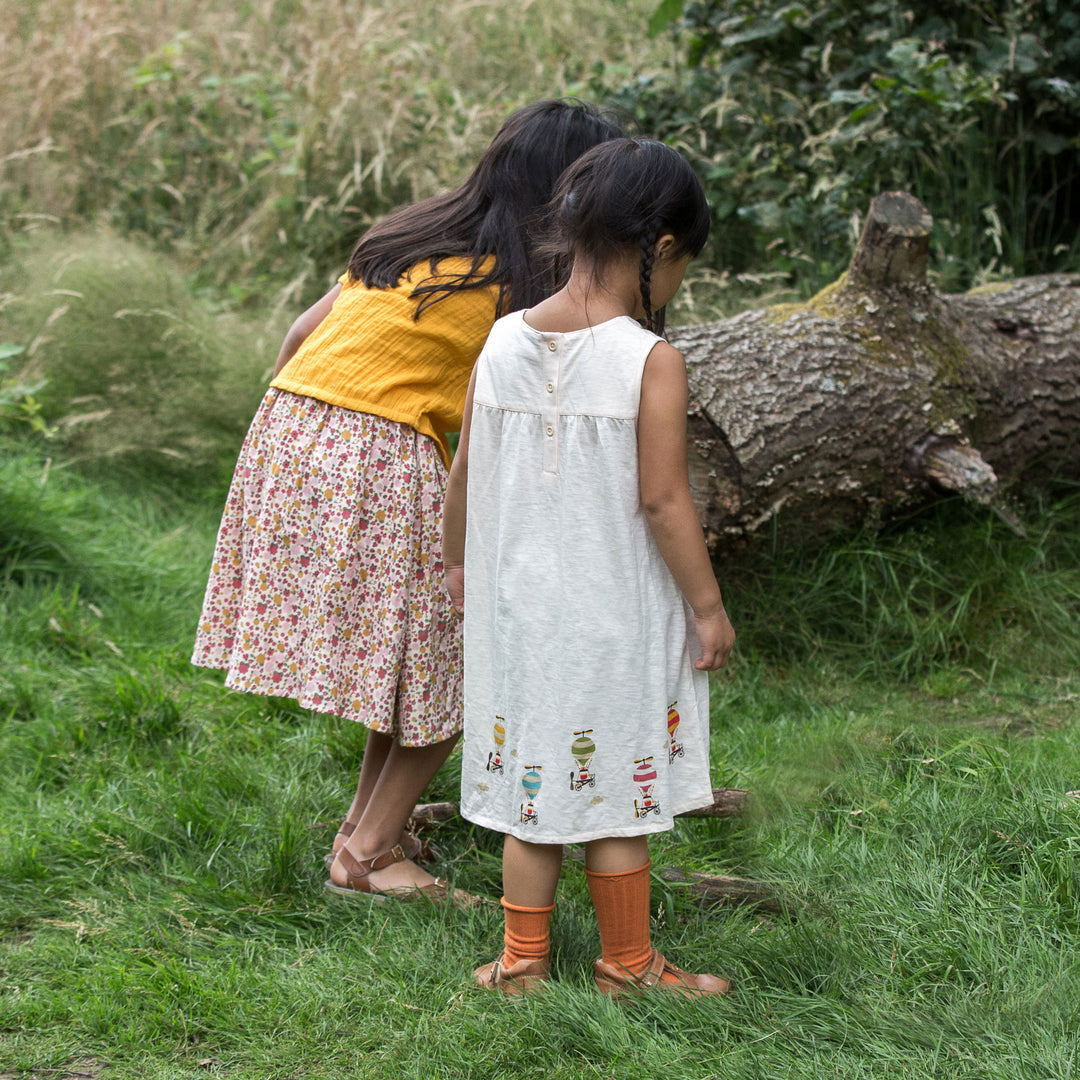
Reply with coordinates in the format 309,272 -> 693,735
460,311 -> 714,844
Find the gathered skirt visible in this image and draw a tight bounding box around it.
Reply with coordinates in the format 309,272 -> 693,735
191,388 -> 461,746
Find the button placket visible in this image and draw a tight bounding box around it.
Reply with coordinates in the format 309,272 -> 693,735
541,338 -> 560,474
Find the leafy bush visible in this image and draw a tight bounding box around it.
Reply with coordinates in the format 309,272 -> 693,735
609,0 -> 1080,292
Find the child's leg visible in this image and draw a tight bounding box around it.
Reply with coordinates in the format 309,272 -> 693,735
500,835 -> 561,963
331,734 -> 459,893
474,836 -> 560,994
333,730 -> 433,857
585,835 -> 731,998
503,835 -> 563,907
584,836 -> 652,973
332,730 -> 393,854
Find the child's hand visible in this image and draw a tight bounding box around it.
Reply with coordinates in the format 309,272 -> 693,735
445,565 -> 465,616
693,608 -> 735,671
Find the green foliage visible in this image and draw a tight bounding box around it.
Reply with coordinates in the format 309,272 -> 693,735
96,28 -> 431,299
0,346 -> 55,438
0,232 -> 271,490
612,0 -> 1080,292
3,0 -> 1075,306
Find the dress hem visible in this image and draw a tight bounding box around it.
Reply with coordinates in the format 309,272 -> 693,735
460,799 -> 713,845
190,654 -> 460,749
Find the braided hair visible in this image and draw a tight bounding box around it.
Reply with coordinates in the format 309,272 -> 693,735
542,139 -> 710,336
637,223 -> 660,333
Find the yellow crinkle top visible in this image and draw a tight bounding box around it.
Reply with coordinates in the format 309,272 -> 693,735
271,257 -> 499,468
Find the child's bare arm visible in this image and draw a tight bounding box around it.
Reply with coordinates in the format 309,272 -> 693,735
272,283 -> 343,378
638,341 -> 735,671
442,366 -> 479,615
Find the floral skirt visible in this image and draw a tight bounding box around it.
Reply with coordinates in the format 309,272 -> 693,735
191,388 -> 461,746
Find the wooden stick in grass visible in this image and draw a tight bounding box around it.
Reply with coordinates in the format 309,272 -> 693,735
657,867 -> 788,915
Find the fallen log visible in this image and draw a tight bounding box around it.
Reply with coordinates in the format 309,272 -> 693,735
677,786 -> 750,818
675,191 -> 1080,545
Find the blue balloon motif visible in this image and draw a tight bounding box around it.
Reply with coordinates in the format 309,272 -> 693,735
522,767 -> 542,800
519,765 -> 543,827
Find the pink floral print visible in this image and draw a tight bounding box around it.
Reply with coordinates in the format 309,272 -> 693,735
192,389 -> 461,746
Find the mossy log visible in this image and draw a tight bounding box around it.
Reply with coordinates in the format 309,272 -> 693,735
675,192 -> 1080,545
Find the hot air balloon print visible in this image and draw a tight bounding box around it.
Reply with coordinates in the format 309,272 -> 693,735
667,702 -> 684,763
519,765 -> 543,826
633,756 -> 661,819
487,715 -> 506,774
569,729 -> 596,791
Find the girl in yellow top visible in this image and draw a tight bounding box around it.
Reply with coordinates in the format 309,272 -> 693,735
192,100 -> 622,903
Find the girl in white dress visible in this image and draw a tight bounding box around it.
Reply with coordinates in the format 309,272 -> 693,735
442,139 -> 736,996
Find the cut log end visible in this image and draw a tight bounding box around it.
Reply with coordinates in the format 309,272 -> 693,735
912,436 -> 997,504
849,191 -> 934,289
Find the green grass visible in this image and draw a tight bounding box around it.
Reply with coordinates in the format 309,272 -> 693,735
2,432 -> 1079,1079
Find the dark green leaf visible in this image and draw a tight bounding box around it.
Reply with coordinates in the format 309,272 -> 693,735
648,0 -> 684,38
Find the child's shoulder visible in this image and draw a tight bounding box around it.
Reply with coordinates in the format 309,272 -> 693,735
644,338 -> 685,364
484,309 -> 529,340
640,338 -> 689,402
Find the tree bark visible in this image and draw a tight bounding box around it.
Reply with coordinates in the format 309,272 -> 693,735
674,192 -> 1080,545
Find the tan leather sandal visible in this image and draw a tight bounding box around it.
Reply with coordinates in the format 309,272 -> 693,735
324,846 -> 487,909
594,949 -> 731,999
474,952 -> 550,996
323,821 -> 357,869
324,824 -> 439,869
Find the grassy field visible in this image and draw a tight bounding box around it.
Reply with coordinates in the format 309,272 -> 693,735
3,2 -> 1079,1076
1,421 -> 1078,1078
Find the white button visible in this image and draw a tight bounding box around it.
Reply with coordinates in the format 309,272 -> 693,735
547,340 -> 557,351
546,382 -> 554,393
546,426 -> 554,437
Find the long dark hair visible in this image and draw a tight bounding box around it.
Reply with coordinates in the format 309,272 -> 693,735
546,138 -> 710,336
346,100 -> 623,317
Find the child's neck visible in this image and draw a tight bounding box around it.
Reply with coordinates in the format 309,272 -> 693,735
523,256 -> 643,334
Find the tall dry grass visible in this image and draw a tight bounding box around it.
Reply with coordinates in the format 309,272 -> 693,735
1,0 -> 665,305
0,230 -> 271,488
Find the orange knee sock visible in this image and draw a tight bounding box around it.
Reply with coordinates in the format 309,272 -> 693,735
501,898 -> 555,967
585,861 -> 654,975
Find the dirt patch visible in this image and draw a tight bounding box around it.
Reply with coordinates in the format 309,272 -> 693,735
972,714 -> 1038,736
